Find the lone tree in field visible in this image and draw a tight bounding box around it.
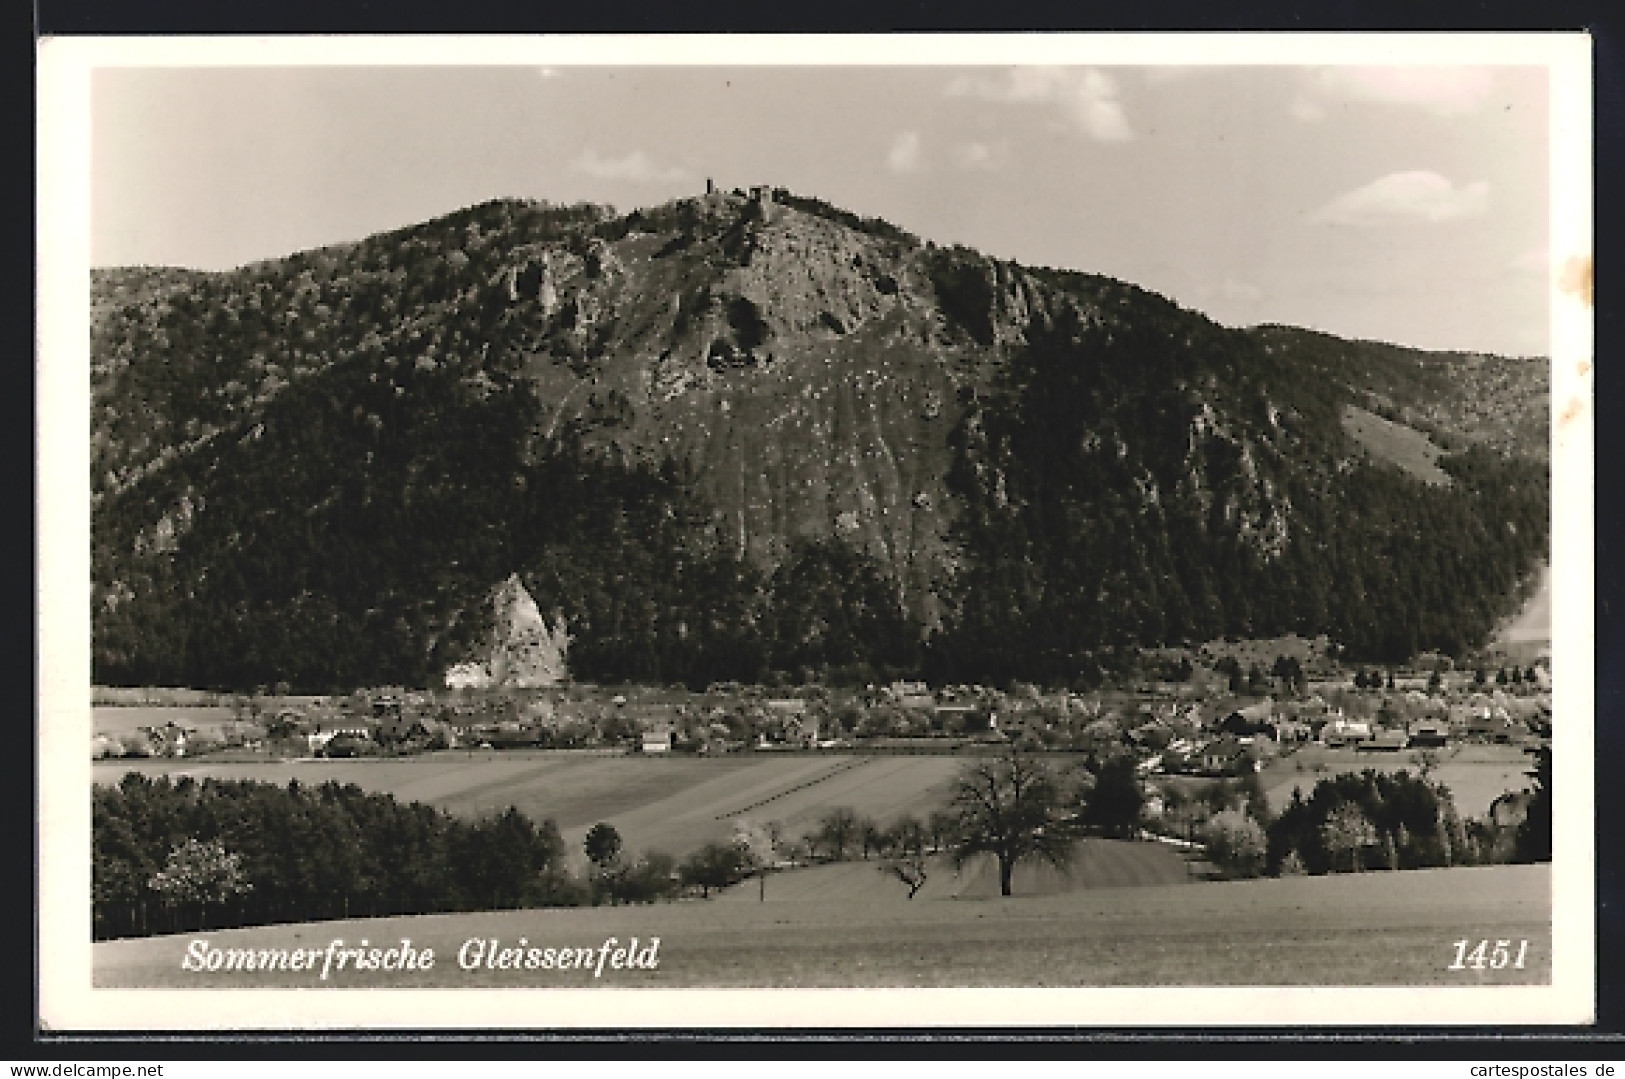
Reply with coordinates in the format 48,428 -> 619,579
147,837 -> 252,931
583,822 -> 623,869
949,750 -> 1074,897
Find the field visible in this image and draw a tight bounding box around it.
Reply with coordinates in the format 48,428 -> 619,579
715,838 -> 1196,903
1341,405 -> 1452,486
93,752 -> 967,861
1259,743 -> 1534,816
93,706 -> 239,737
92,863 -> 1552,988
95,736 -> 1536,865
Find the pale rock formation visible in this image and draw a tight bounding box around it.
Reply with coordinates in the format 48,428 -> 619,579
444,573 -> 570,689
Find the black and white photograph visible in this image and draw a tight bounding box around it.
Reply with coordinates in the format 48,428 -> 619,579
36,33 -> 1594,1030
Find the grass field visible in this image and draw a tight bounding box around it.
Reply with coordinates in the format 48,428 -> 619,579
1260,743 -> 1534,817
93,706 -> 239,736
92,863 -> 1551,988
93,752 -> 966,861
1342,405 -> 1452,486
715,838 -> 1195,903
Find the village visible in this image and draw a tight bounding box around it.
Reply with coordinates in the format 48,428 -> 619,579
92,646 -> 1552,777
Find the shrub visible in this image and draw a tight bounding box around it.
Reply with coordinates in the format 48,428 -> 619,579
1201,810 -> 1266,878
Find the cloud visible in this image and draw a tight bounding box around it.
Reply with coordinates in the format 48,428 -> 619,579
1312,171 -> 1490,226
886,130 -> 924,174
1294,66 -> 1494,120
951,140 -> 1010,171
571,148 -> 689,184
946,66 -> 1132,141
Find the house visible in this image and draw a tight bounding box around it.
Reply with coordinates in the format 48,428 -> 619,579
307,722 -> 372,754
888,681 -> 937,711
1407,723 -> 1449,749
933,703 -> 988,734
1466,708 -> 1519,743
1198,736 -> 1255,776
1218,701 -> 1277,739
641,727 -> 673,754
1272,719 -> 1313,744
1357,729 -> 1409,753
140,723 -> 191,758
1322,718 -> 1372,747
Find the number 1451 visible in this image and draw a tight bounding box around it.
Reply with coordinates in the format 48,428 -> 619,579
1448,939 -> 1529,970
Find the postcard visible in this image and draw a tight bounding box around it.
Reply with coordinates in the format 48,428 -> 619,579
36,32 -> 1595,1031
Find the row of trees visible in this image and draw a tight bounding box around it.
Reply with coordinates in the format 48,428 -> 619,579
94,773 -> 571,940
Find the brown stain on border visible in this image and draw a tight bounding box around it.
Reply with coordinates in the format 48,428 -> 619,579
1560,256 -> 1594,308
1559,396 -> 1584,431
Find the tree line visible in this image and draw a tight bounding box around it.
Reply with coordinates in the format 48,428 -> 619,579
94,773 -> 571,940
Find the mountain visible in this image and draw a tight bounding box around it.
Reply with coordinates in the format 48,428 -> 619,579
89,188 -> 1550,692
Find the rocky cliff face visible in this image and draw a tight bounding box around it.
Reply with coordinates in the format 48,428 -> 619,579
444,574 -> 570,689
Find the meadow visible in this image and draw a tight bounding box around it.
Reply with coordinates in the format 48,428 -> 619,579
1259,743 -> 1535,816
93,863 -> 1552,989
713,838 -> 1195,903
95,737 -> 1536,865
93,706 -> 238,736
92,752 -> 967,860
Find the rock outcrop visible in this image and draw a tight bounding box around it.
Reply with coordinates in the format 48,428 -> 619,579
445,574 -> 570,689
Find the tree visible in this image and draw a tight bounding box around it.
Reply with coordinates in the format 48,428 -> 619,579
1201,810 -> 1266,878
678,842 -> 752,898
583,822 -> 623,869
813,807 -> 862,861
859,816 -> 889,860
1082,755 -> 1144,837
1514,745 -> 1552,863
1320,803 -> 1377,873
732,819 -> 783,901
147,837 -> 253,930
948,750 -> 1074,897
889,814 -> 929,858
609,851 -> 678,904
926,809 -> 960,852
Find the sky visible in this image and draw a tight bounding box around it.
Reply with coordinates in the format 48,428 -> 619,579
90,61 -> 1553,356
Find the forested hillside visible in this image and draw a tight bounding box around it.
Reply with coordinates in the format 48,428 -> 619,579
91,190 -> 1549,692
